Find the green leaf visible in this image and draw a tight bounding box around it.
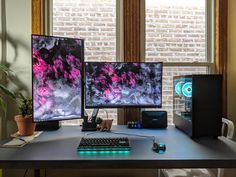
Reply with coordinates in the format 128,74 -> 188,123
0,84 -> 16,99
0,96 -> 7,116
0,64 -> 12,75
16,92 -> 25,100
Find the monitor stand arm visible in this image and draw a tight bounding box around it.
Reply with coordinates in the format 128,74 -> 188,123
81,109 -> 99,131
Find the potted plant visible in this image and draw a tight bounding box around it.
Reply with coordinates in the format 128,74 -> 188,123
14,95 -> 35,136
96,117 -> 113,131
0,64 -> 35,136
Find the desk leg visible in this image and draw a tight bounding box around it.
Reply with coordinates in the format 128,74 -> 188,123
157,169 -> 161,177
34,169 -> 40,177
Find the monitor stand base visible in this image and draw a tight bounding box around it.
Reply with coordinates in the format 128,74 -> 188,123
35,120 -> 61,131
82,109 -> 99,131
81,125 -> 97,131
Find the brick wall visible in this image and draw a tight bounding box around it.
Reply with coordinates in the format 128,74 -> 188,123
145,4 -> 207,123
53,0 -> 116,62
53,0 -> 207,125
146,5 -> 206,62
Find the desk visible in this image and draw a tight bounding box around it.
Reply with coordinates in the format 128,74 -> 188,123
1,126 -> 236,172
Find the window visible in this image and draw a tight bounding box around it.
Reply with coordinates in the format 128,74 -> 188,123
53,0 -> 117,125
51,0 -> 214,125
145,0 -> 213,124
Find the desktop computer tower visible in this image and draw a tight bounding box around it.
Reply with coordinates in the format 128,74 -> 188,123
173,75 -> 222,138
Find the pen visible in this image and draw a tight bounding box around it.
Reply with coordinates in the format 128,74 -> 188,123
16,138 -> 27,143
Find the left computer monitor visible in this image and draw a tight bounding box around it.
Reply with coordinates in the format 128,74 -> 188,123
32,34 -> 84,122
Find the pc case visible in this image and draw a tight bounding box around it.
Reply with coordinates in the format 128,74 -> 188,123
173,75 -> 222,138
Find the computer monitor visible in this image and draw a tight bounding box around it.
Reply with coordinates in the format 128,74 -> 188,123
85,62 -> 163,108
32,34 -> 84,122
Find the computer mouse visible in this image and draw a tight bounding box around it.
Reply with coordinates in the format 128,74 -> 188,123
152,142 -> 166,153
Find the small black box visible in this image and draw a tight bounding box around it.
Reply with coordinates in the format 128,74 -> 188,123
35,120 -> 61,131
142,111 -> 167,128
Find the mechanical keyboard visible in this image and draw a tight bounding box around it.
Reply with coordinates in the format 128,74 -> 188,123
77,137 -> 131,152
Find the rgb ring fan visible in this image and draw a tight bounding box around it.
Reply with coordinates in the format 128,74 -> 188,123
182,82 -> 192,97
175,82 -> 182,96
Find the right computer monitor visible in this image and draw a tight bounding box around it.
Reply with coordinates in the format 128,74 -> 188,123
85,62 -> 163,108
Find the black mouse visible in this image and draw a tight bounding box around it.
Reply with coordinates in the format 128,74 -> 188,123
152,142 -> 166,153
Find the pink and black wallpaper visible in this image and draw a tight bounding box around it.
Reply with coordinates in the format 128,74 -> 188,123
32,35 -> 83,122
85,62 -> 162,108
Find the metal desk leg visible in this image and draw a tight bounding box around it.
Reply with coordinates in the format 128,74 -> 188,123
34,169 -> 40,177
157,169 -> 161,177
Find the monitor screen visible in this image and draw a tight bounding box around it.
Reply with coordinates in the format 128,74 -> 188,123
85,62 -> 163,108
32,35 -> 84,122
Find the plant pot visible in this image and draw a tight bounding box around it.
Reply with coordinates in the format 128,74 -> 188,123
98,119 -> 113,131
14,115 -> 36,136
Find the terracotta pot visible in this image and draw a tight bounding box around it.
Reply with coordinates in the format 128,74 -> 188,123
99,119 -> 113,131
14,115 -> 36,136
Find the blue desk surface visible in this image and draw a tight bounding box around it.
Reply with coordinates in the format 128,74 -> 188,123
1,125 -> 236,169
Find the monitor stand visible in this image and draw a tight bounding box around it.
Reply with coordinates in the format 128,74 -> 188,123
35,120 -> 61,131
82,109 -> 99,131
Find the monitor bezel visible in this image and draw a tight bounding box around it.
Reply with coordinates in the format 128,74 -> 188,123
31,34 -> 84,122
85,61 -> 163,109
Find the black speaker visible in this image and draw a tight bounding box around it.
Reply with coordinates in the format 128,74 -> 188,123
142,111 -> 167,128
35,120 -> 61,131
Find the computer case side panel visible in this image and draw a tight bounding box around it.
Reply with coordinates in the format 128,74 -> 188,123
192,75 -> 222,138
173,75 -> 193,137
173,113 -> 193,137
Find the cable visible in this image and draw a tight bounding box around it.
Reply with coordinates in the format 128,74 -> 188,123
84,130 -> 156,143
84,131 -> 99,137
103,109 -> 109,119
23,169 -> 28,177
109,131 -> 156,143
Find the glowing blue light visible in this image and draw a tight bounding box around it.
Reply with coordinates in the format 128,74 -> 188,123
175,82 -> 182,96
182,82 -> 192,97
78,150 -> 130,155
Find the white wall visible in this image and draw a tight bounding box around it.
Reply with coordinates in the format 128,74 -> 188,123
0,0 -> 31,138
228,0 -> 236,140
